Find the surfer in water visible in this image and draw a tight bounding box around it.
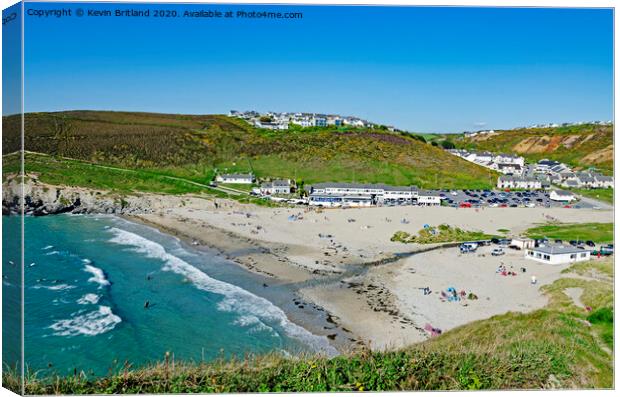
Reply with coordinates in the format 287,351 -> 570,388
144,300 -> 150,309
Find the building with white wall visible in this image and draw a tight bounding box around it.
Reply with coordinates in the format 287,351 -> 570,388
216,173 -> 255,184
417,190 -> 442,206
260,179 -> 295,195
525,245 -> 590,265
497,176 -> 542,189
550,190 -> 575,202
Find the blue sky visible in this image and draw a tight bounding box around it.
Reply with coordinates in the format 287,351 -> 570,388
17,2 -> 614,133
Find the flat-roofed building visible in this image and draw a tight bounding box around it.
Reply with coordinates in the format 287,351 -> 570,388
525,245 -> 590,265
216,173 -> 255,184
417,190 -> 441,206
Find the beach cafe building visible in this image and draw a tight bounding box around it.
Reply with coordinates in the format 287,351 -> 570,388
308,193 -> 373,207
525,245 -> 590,265
307,183 -> 419,206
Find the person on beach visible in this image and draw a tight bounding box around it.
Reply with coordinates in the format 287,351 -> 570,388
531,275 -> 537,285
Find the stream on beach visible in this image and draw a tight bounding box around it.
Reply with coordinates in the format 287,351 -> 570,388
3,214 -> 354,377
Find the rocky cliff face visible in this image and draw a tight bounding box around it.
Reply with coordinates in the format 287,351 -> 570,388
2,176 -> 157,216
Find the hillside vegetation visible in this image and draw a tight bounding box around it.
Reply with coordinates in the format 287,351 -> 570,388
455,123 -> 613,174
2,111 -> 497,190
4,258 -> 612,393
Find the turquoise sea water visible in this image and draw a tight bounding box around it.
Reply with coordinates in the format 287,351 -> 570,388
2,215 -> 335,376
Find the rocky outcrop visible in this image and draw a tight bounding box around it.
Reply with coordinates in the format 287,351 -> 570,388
2,175 -> 157,216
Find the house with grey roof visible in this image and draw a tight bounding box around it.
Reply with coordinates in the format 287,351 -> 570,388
525,245 -> 590,265
549,190 -> 575,202
260,179 -> 295,195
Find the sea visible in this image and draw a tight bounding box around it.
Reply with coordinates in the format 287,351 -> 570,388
2,215 -> 337,376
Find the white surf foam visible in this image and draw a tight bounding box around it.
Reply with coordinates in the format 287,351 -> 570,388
49,305 -> 121,337
33,283 -> 76,291
108,227 -> 338,356
44,250 -> 60,256
77,293 -> 101,305
83,264 -> 110,288
42,245 -> 54,250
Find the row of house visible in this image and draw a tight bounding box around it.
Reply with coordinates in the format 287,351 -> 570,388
463,129 -> 496,138
229,110 -> 374,130
497,175 -> 550,190
552,171 -> 613,189
306,183 -> 441,207
525,120 -> 612,129
447,149 -> 526,175
215,173 -> 298,195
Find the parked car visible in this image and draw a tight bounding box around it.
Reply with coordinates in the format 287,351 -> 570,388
491,248 -> 505,256
585,241 -> 596,247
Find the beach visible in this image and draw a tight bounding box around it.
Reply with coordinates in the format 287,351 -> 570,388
130,196 -> 613,351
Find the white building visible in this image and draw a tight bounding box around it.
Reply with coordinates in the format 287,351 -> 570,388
494,154 -> 525,167
308,193 -> 373,207
525,245 -> 590,265
549,190 -> 575,202
254,120 -> 289,130
216,173 -> 255,184
497,176 -> 542,189
417,191 -> 441,206
309,183 -> 386,196
312,116 -> 327,127
495,163 -> 524,175
381,186 -> 419,204
260,179 -> 294,195
307,183 -> 421,206
594,175 -> 614,188
511,237 -> 535,250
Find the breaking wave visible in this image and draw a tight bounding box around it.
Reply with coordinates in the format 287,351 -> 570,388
77,293 -> 101,305
83,264 -> 110,288
108,227 -> 338,356
32,283 -> 76,291
49,305 -> 121,337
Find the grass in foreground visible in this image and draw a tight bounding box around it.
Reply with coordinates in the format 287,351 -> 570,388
3,258 -> 613,392
525,223 -> 613,244
391,224 -> 495,244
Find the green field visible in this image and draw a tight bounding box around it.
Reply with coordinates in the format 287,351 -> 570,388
2,111 -> 498,190
6,258 -> 612,392
525,223 -> 613,243
572,188 -> 614,204
455,123 -> 613,174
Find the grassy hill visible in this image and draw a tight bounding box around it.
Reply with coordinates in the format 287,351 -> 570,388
4,258 -> 612,392
2,111 -> 497,190
455,123 -> 613,174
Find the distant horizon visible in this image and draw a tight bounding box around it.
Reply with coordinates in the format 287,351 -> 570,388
4,3 -> 613,133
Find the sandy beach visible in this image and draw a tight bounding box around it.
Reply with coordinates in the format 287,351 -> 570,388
130,195 -> 613,352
